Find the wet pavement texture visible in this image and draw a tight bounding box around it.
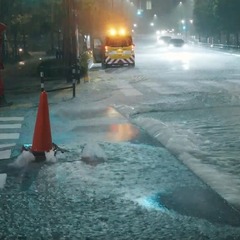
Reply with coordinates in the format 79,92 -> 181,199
1,141 -> 240,239
1,79 -> 240,238
159,186 -> 240,227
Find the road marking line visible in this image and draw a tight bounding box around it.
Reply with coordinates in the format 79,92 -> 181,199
0,133 -> 20,140
0,143 -> 16,149
141,82 -> 159,88
120,88 -> 143,96
116,82 -> 142,96
0,124 -> 22,129
0,116 -> 23,162
0,150 -> 11,160
0,117 -> 24,121
0,173 -> 7,189
141,82 -> 176,94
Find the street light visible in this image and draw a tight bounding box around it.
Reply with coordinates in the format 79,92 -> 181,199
137,9 -> 143,15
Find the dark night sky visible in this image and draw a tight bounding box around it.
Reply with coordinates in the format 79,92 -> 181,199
150,0 -> 190,15
152,0 -> 180,14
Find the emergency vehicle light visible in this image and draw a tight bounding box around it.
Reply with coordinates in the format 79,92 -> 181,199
108,28 -> 127,36
119,28 -> 126,35
109,28 -> 117,36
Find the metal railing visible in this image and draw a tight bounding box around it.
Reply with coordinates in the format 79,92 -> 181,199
192,41 -> 240,52
39,64 -> 81,98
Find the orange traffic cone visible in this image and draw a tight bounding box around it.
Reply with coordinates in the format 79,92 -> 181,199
31,91 -> 53,159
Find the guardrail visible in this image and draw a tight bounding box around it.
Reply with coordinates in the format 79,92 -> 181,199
193,41 -> 240,52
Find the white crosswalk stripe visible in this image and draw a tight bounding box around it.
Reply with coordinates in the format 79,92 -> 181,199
0,143 -> 16,148
0,118 -> 23,158
0,117 -> 24,121
0,117 -> 23,159
0,150 -> 11,160
0,173 -> 7,189
115,82 -> 143,96
0,133 -> 20,140
0,124 -> 22,129
0,116 -> 24,188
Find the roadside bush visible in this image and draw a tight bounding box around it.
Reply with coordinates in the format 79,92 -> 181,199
78,51 -> 91,77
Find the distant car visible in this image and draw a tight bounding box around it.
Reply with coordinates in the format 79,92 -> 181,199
169,38 -> 185,47
157,36 -> 171,46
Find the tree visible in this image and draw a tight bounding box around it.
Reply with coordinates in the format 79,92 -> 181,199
193,0 -> 218,40
193,0 -> 240,45
213,0 -> 240,44
0,0 -> 63,59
